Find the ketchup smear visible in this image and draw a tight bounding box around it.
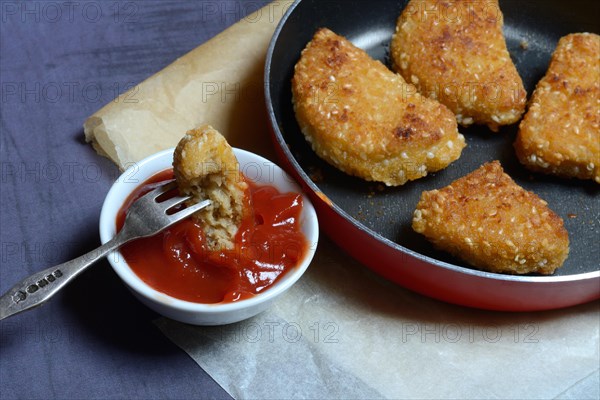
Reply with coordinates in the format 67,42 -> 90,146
116,170 -> 308,304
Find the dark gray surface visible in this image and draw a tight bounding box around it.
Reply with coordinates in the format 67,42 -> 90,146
267,0 -> 600,277
1,1 -> 268,398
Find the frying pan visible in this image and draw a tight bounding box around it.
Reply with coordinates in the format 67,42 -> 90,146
265,0 -> 600,311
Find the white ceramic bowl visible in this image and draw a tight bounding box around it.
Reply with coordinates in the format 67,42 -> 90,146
99,148 -> 319,325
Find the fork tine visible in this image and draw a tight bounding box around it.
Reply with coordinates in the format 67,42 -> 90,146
143,180 -> 177,200
159,195 -> 193,211
168,199 -> 212,222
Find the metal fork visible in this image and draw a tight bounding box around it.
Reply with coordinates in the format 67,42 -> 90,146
0,180 -> 211,321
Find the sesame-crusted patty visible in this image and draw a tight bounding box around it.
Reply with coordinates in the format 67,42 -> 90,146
412,161 -> 569,275
173,125 -> 249,251
292,28 -> 466,186
391,0 -> 527,131
514,33 -> 600,183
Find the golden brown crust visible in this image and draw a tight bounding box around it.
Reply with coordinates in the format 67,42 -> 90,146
515,33 -> 600,183
391,0 -> 527,131
173,125 -> 248,251
412,161 -> 569,274
292,28 -> 465,186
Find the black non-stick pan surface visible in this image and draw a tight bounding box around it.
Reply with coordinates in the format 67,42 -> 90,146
265,0 -> 599,309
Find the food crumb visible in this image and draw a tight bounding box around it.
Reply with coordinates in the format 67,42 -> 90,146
520,40 -> 529,50
355,210 -> 366,222
308,166 -> 324,183
568,213 -> 577,219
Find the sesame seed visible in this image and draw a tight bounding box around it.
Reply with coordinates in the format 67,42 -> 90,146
414,209 -> 422,220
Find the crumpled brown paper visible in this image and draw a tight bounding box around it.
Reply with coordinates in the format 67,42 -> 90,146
85,1 -> 600,399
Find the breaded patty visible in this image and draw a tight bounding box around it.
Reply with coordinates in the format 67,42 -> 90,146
391,0 -> 527,131
515,33 -> 600,183
173,125 -> 248,251
292,28 -> 465,186
412,161 -> 569,274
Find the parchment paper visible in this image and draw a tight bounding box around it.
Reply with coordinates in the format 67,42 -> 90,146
84,1 -> 292,168
84,2 -> 600,399
155,239 -> 600,399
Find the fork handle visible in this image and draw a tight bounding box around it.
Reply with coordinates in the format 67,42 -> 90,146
0,234 -> 125,321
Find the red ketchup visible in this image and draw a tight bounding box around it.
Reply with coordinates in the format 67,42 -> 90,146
116,170 -> 308,304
